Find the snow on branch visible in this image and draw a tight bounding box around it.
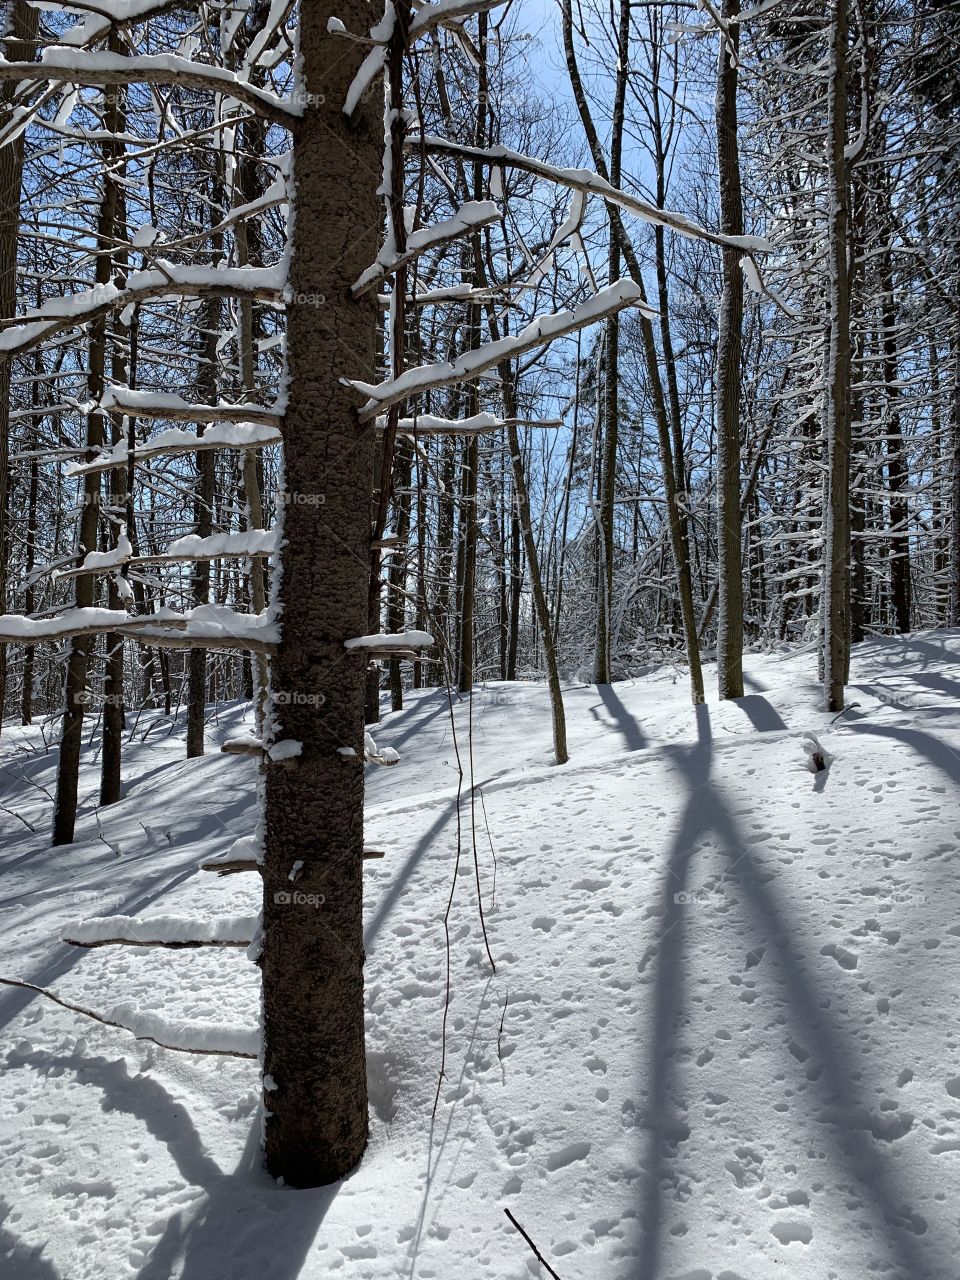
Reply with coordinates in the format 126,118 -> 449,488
0,48 -> 299,126
353,200 -> 503,296
55,530 -> 278,580
411,135 -> 773,255
0,976 -> 258,1059
341,0 -> 507,115
65,422 -> 282,478
0,604 -> 278,654
62,913 -> 258,948
344,629 -> 434,651
100,386 -> 284,426
350,280 -> 652,420
379,412 -> 562,436
0,264 -> 285,359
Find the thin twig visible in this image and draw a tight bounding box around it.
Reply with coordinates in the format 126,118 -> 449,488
504,1209 -> 565,1280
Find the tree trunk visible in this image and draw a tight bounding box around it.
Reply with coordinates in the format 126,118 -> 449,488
53,33 -> 121,844
186,295 -> 218,759
823,0 -> 852,712
260,0 -> 381,1186
715,0 -> 745,699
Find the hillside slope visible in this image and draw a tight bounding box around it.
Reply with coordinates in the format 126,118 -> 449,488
2,633 -> 960,1279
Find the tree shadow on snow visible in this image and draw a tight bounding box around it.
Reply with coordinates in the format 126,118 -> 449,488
593,685 -> 648,752
733,693 -> 789,734
0,1196 -> 63,1280
632,733 -> 948,1279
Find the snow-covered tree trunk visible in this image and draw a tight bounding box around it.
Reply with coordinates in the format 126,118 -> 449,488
260,0 -> 381,1186
822,0 -> 852,712
715,0 -> 745,700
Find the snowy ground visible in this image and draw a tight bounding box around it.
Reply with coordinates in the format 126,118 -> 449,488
2,633 -> 960,1279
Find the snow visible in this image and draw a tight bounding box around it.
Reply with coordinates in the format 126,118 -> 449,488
353,201 -> 502,292
66,422 -> 282,477
163,529 -> 277,560
344,630 -> 434,651
64,913 -> 259,946
33,47 -> 298,121
0,604 -> 278,646
3,634 -> 960,1277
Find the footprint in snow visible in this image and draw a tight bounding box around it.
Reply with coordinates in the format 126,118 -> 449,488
545,1141 -> 591,1172
770,1220 -> 813,1245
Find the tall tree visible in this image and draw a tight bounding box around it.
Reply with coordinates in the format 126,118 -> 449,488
715,0 -> 745,699
259,0 -> 384,1185
822,0 -> 853,712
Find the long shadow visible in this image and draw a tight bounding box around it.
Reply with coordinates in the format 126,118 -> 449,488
594,684 -> 648,752
735,693 -> 788,733
0,1197 -> 62,1280
5,1043 -> 224,1187
370,691 -> 459,758
636,737 -> 946,1279
135,1122 -> 338,1280
843,719 -> 960,784
363,794 -> 459,953
742,671 -> 769,693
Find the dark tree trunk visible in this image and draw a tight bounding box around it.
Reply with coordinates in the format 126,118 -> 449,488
715,0 -> 745,699
823,0 -> 852,711
53,34 -> 121,844
260,0 -> 381,1187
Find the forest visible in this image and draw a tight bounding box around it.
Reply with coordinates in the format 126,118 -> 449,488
1,1 -> 959,1278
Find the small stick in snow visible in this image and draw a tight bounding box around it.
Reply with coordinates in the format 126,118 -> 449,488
503,1209 -> 565,1280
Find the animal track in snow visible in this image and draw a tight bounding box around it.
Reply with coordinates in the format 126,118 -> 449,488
545,1141 -> 591,1172
770,1219 -> 813,1245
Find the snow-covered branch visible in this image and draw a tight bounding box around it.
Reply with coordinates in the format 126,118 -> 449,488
350,280 -> 653,420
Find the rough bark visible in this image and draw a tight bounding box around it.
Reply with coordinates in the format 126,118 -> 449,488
715,0 -> 745,699
260,0 -> 381,1186
823,0 -> 852,712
